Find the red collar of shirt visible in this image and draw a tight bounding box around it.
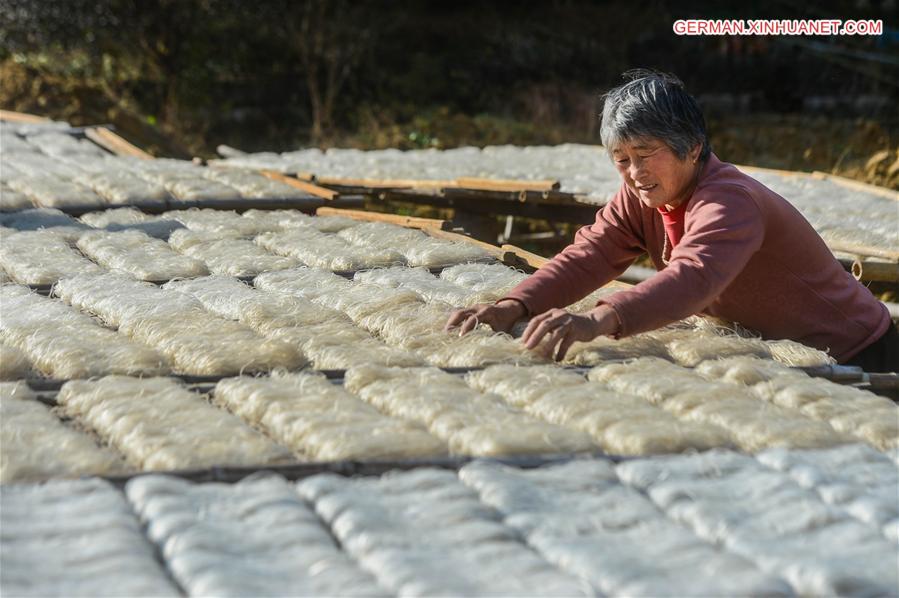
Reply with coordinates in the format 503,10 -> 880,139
658,201 -> 688,248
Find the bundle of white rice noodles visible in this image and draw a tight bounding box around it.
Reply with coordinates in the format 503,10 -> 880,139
338,221 -> 491,266
201,168 -> 311,199
74,171 -> 170,207
0,207 -> 90,241
58,376 -> 292,470
344,364 -> 594,457
1,382 -> 125,482
0,284 -> 170,378
242,209 -> 359,232
163,208 -> 272,236
254,266 -> 353,301
439,262 -> 528,294
7,176 -> 105,209
0,343 -> 33,379
0,229 -> 102,284
354,266 -> 490,306
76,229 -> 208,281
136,171 -> 241,202
170,232 -> 298,277
55,273 -> 304,374
257,228 -> 404,271
0,184 -> 35,211
79,208 -> 184,239
214,372 -> 446,460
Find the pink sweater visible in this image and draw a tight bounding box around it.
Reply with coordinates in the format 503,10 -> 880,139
503,154 -> 890,362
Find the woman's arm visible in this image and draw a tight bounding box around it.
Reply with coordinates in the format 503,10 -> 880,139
501,186 -> 647,316
600,186 -> 765,336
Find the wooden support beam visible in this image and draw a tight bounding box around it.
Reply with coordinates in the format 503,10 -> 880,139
812,171 -> 899,202
315,207 -> 450,230
455,177 -> 561,192
84,127 -> 154,159
260,170 -> 338,200
315,176 -> 455,189
500,243 -> 549,269
0,109 -> 50,123
852,260 -> 899,283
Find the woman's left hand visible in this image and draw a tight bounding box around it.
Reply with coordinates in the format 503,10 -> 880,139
521,305 -> 621,361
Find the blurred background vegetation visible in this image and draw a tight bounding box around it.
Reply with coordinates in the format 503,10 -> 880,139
1,0 -> 897,188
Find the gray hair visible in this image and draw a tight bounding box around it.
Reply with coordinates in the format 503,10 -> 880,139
600,70 -> 711,162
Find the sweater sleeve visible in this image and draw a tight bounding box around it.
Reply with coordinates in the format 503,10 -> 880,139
600,186 -> 765,337
501,186 -> 646,315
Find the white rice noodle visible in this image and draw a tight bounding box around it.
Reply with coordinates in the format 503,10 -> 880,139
242,209 -> 359,232
355,266 -> 489,306
163,208 -> 273,235
439,262 -> 528,294
75,171 -> 170,207
0,207 -> 90,241
0,342 -> 33,379
0,229 -> 102,284
55,273 -> 305,375
0,381 -> 125,482
173,234 -> 298,276
338,221 -> 491,267
201,168 -> 311,199
667,333 -> 773,367
0,184 -> 35,211
0,285 -> 170,378
565,285 -> 623,313
215,372 -> 446,460
136,170 -> 242,201
79,207 -> 184,239
465,364 -> 588,408
766,339 -> 835,367
58,376 -> 292,470
0,478 -> 180,597
589,358 -> 850,452
126,475 -> 384,597
344,364 -> 594,457
76,229 -> 208,281
7,175 -> 106,209
257,228 -> 404,271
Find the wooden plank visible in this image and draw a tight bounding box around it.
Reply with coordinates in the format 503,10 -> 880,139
811,171 -> 899,202
315,176 -> 455,189
260,170 -> 338,200
84,127 -> 154,159
0,109 -> 50,123
455,177 -> 560,192
315,207 -> 450,230
500,243 -> 549,269
422,227 -> 511,262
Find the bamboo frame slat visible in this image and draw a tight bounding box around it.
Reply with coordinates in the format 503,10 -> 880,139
315,206 -> 450,230
812,171 -> 899,202
83,127 -> 154,159
260,170 -> 338,200
828,241 -> 899,262
455,177 -> 561,192
0,109 -> 50,123
315,176 -> 455,189
852,259 -> 899,283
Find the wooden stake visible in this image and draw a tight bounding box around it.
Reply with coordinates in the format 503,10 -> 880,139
0,109 -> 50,123
315,207 -> 450,230
84,127 -> 154,159
260,170 -> 338,200
455,177 -> 561,192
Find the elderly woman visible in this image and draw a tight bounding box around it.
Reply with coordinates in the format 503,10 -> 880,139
446,71 -> 897,372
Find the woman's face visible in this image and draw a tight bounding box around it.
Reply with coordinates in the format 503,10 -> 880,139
611,138 -> 701,210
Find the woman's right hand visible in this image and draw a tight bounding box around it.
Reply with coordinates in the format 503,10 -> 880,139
444,300 -> 527,336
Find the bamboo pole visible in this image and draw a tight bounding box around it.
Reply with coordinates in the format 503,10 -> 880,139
315,207 -> 450,230
260,170 -> 337,200
454,177 -> 561,192
828,241 -> 899,262
851,260 -> 899,283
84,127 -> 154,159
0,109 -> 49,123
